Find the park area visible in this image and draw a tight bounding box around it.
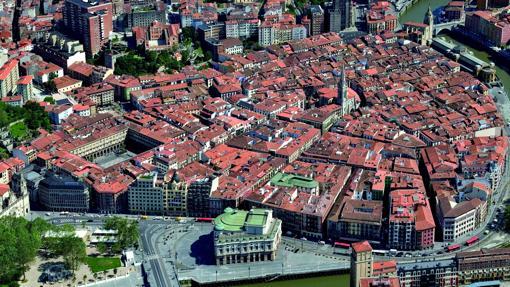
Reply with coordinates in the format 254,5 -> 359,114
85,256 -> 122,273
9,122 -> 28,139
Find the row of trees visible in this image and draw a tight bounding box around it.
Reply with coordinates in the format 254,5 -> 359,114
0,101 -> 51,132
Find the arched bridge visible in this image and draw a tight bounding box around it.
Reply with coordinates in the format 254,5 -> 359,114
433,20 -> 464,36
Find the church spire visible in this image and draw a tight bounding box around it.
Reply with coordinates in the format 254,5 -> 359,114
337,66 -> 347,105
337,66 -> 349,116
426,3 -> 434,41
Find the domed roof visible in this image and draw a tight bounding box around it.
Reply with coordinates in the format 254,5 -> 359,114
214,222 -> 225,231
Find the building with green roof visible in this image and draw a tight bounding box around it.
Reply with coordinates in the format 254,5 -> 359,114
213,207 -> 282,265
270,172 -> 319,194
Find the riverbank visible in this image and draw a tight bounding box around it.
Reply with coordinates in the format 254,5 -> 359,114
438,32 -> 510,97
397,0 -> 510,96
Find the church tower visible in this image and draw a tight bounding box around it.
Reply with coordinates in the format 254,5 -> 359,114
337,66 -> 349,116
426,5 -> 434,42
350,241 -> 373,287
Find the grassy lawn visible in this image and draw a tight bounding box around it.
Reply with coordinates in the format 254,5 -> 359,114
9,122 -> 28,139
85,256 -> 122,273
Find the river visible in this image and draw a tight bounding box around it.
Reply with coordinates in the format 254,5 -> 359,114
399,0 -> 510,96
236,274 -> 350,287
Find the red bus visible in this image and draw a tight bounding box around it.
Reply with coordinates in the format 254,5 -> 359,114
334,242 -> 351,249
195,217 -> 214,222
465,236 -> 479,246
446,244 -> 461,252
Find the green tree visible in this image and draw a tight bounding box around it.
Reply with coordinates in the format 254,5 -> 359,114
0,217 -> 44,283
23,101 -> 51,131
0,109 -> 9,127
59,236 -> 87,273
44,72 -> 58,93
505,205 -> 510,232
104,217 -> 139,253
43,96 -> 55,104
96,243 -> 108,255
41,224 -> 75,255
0,146 -> 9,159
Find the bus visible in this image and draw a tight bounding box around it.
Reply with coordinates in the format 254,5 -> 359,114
465,236 -> 479,246
372,250 -> 388,256
446,244 -> 461,252
195,217 -> 214,222
333,242 -> 351,249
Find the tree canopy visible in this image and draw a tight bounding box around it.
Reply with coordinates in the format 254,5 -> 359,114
0,217 -> 50,284
0,217 -> 87,285
42,224 -> 86,273
505,205 -> 510,232
0,101 -> 51,132
104,217 -> 139,253
114,37 -> 210,77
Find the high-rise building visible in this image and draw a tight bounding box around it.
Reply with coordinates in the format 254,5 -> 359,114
328,0 -> 353,33
63,0 -> 113,55
111,0 -> 124,16
351,241 -> 374,287
309,5 -> 325,36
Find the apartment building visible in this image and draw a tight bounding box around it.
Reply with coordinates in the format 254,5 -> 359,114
67,125 -> 128,160
33,32 -> 86,68
128,171 -> 188,216
258,22 -> 306,47
67,82 -> 115,107
225,19 -> 259,39
456,248 -> 510,285
0,59 -> 19,98
125,5 -> 166,29
327,199 -> 383,244
465,10 -> 510,47
388,189 -> 435,250
17,75 -> 33,102
437,196 -> 487,242
398,259 -> 459,287
128,173 -> 164,214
